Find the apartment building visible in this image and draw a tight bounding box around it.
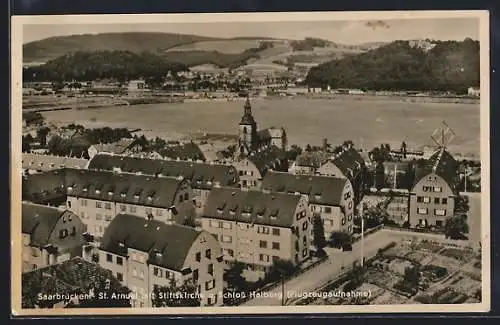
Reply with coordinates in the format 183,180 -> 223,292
64,169 -> 195,241
202,187 -> 311,282
99,214 -> 224,307
22,202 -> 86,273
261,171 -> 355,236
409,148 -> 459,228
87,153 -> 239,216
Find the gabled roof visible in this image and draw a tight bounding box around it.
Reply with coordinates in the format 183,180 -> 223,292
413,148 -> 459,190
22,153 -> 88,171
246,145 -> 287,175
158,142 -> 206,162
87,154 -> 238,190
295,151 -> 330,168
330,147 -> 366,179
64,169 -> 184,208
261,171 -> 347,206
90,138 -> 138,155
22,203 -> 69,247
22,170 -> 67,204
100,214 -> 201,271
203,187 -> 301,228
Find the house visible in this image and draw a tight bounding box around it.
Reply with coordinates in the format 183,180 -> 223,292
127,79 -> 147,92
233,146 -> 288,189
159,142 -> 207,162
261,172 -> 355,237
22,153 -> 89,173
467,87 -> 480,97
22,170 -> 68,207
99,214 -> 223,307
64,169 -> 196,241
87,138 -> 143,159
22,203 -> 86,273
408,148 -> 459,229
87,154 -> 239,216
21,257 -> 129,309
202,187 -> 311,282
317,146 -> 367,205
289,151 -> 330,175
46,127 -> 82,144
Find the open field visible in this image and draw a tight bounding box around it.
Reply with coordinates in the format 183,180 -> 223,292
39,97 -> 481,157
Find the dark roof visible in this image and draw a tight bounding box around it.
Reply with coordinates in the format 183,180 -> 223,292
22,257 -> 128,308
330,147 -> 366,179
295,151 -> 330,168
64,169 -> 185,208
88,154 -> 238,190
100,214 -> 201,271
22,153 -> 88,171
203,187 -> 301,228
22,203 -> 68,247
247,146 -> 288,175
261,172 -> 347,206
22,170 -> 67,204
159,142 -> 206,162
413,148 -> 459,190
91,138 -> 138,155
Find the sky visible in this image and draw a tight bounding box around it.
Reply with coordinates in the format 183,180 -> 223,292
22,17 -> 479,45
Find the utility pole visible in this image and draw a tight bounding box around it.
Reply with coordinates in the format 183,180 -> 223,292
360,203 -> 364,268
281,271 -> 285,306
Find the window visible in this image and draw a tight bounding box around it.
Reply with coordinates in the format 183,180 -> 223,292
239,170 -> 244,176
434,197 -> 440,204
116,257 -> 123,265
272,228 -> 280,236
222,222 -> 232,229
324,207 -> 332,213
81,199 -> 87,207
130,206 -> 137,213
272,242 -> 280,250
179,195 -> 184,203
156,209 -> 163,216
259,240 -> 267,248
433,187 -> 442,193
224,249 -> 234,257
205,249 -> 211,259
104,202 -> 112,210
423,197 -> 430,203
296,210 -> 306,221
196,252 -> 201,262
145,207 -> 152,215
208,263 -> 214,276
116,272 -> 123,282
434,209 -> 446,216
205,279 -> 216,290
59,229 -> 68,239
120,204 -> 126,212
96,201 -> 102,208
302,248 -> 308,257
442,198 -> 448,204
67,201 -> 72,208
132,268 -> 137,277
342,217 -> 346,225
31,247 -> 39,257
106,254 -> 113,262
417,208 -> 428,215
140,270 -> 144,279
272,256 -> 279,263
417,196 -> 423,203
96,214 -> 102,221
257,226 -> 270,234
70,226 -> 76,236
105,215 -> 112,222
259,254 -> 270,262
154,267 -> 159,276
193,269 -> 199,282
80,212 -> 86,219
347,214 -> 353,221
436,220 -> 443,227
302,222 -> 308,231
422,186 -> 431,192
221,235 -> 232,243
343,192 -> 352,200
184,193 -> 189,201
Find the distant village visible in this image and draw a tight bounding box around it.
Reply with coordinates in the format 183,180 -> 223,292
20,97 -> 481,308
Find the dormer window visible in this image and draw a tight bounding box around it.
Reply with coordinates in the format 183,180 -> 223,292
95,189 -> 101,194
108,191 -> 114,196
83,187 -> 88,192
148,196 -> 153,201
118,242 -> 125,248
134,194 -> 140,199
206,181 -> 212,186
314,193 -> 321,200
120,193 -> 126,198
67,186 -> 73,191
229,210 -> 236,216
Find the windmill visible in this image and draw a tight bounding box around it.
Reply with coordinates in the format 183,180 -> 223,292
430,121 -> 455,151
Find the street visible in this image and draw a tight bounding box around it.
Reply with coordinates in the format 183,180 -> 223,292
462,192 -> 482,247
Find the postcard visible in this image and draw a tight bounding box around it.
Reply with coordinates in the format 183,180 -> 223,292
11,10 -> 490,316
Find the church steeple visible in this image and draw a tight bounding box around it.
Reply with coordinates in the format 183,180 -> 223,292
237,96 -> 257,157
240,96 -> 256,125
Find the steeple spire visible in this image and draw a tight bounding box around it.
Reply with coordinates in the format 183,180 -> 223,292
244,96 -> 252,116
240,96 -> 256,125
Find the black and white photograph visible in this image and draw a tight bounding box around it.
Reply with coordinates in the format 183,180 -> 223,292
11,11 -> 490,315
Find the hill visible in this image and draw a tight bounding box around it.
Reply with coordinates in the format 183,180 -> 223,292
306,38 -> 480,93
23,32 -> 221,63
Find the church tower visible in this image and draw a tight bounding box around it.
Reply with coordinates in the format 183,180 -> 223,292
237,97 -> 257,156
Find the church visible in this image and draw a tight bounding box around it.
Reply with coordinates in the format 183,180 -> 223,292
236,97 -> 287,157
232,97 -> 289,188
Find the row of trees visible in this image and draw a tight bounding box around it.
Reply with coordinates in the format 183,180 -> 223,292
306,39 -> 479,93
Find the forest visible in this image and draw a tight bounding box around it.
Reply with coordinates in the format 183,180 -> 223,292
306,39 -> 480,93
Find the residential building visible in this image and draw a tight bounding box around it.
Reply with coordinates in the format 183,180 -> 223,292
22,153 -> 89,174
22,170 -> 67,207
202,188 -> 312,282
317,145 -> 367,205
87,138 -> 143,159
289,151 -> 330,176
99,214 -> 223,307
159,142 -> 207,162
22,203 -> 86,273
467,87 -> 480,97
21,257 -> 128,308
261,172 -> 354,236
127,79 -> 147,92
64,169 -> 196,241
87,154 -> 239,216
409,148 -> 459,228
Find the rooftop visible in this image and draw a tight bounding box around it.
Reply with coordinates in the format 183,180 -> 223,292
413,148 -> 459,190
22,153 -> 88,171
90,138 -> 138,155
22,202 -> 68,247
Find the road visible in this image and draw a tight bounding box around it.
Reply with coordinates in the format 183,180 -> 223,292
241,229 -> 406,306
463,192 -> 482,248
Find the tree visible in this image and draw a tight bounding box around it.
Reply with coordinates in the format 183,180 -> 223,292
151,279 -> 201,307
403,265 -> 420,287
224,261 -> 247,292
454,195 -> 470,214
266,259 -> 297,282
329,231 -> 352,249
344,262 -> 365,291
75,278 -> 132,308
444,214 -> 469,239
312,214 -> 327,255
374,162 -> 386,190
285,144 -> 302,161
36,126 -> 50,147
